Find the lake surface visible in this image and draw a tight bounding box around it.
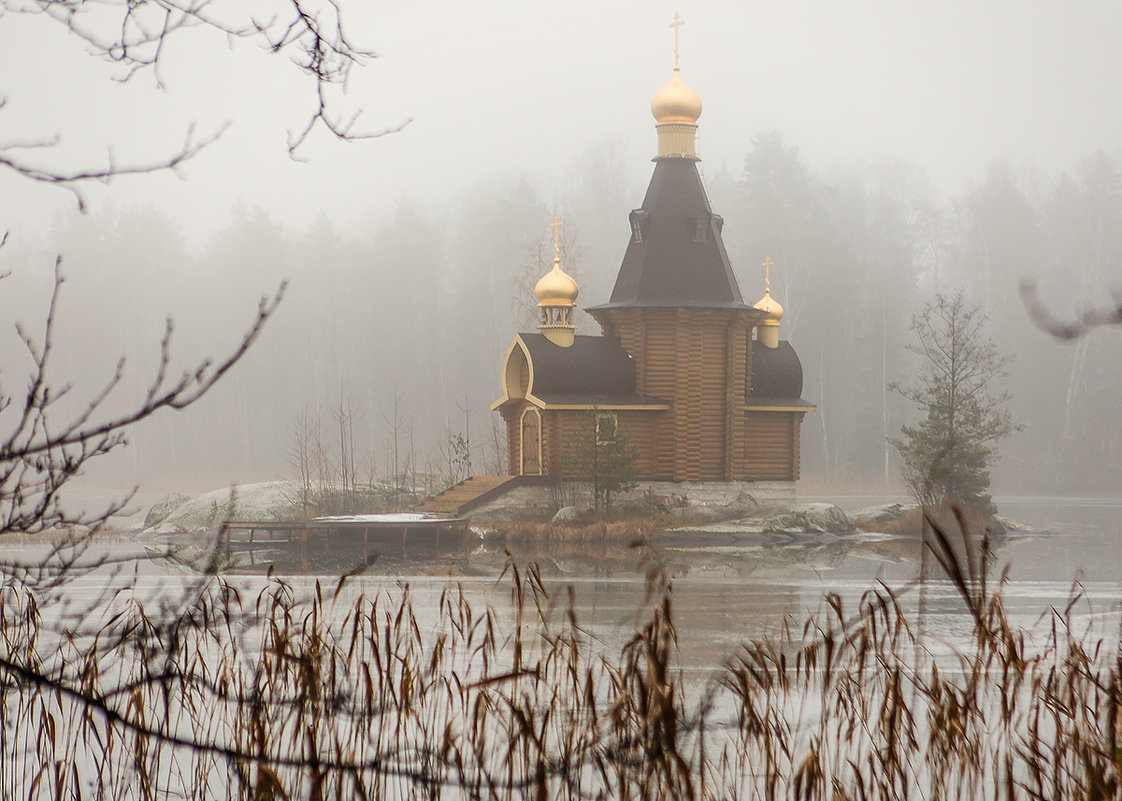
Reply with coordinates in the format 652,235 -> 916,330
7,495 -> 1121,679
4,494 -> 1116,800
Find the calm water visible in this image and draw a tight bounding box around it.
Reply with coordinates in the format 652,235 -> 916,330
8,495 -> 1119,679
2,495 -> 1114,801
537,495 -> 1122,673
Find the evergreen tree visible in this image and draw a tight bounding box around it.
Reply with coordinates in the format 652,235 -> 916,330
890,292 -> 1018,513
562,411 -> 638,512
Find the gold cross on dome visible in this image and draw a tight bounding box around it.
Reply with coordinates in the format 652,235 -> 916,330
762,256 -> 773,291
550,215 -> 563,258
669,12 -> 685,69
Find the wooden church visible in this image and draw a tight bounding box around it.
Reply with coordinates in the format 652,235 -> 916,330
491,23 -> 814,502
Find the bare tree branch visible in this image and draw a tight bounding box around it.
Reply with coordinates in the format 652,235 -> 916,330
1020,278 -> 1122,340
0,258 -> 285,537
0,0 -> 410,202
0,122 -> 228,212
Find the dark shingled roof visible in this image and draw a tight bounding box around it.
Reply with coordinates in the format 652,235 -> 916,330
520,333 -> 637,396
590,159 -> 748,309
750,340 -> 805,401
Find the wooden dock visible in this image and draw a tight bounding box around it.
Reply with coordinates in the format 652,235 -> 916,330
219,515 -> 471,571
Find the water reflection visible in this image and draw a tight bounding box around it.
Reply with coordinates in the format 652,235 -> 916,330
5,496 -> 1121,677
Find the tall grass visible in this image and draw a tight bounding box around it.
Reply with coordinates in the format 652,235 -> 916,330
1,515 -> 1120,799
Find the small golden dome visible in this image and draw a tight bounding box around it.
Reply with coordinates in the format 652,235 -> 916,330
535,257 -> 579,307
754,287 -> 784,324
651,68 -> 703,124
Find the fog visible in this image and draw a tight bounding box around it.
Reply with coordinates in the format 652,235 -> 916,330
1,1 -> 1120,498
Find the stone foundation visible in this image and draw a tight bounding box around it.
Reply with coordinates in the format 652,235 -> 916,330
627,480 -> 797,508
470,480 -> 799,518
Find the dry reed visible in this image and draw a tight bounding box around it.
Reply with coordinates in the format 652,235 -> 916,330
0,513 -> 1119,800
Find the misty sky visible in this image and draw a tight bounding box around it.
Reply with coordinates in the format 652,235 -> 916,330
3,1 -> 1122,243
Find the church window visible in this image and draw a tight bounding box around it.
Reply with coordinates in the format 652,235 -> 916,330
629,210 -> 648,243
595,413 -> 618,444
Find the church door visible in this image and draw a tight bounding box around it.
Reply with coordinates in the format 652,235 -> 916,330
520,409 -> 542,476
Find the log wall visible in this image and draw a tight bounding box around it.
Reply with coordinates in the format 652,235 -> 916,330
743,410 -> 804,480
726,322 -> 751,478
507,306 -> 806,485
596,307 -> 761,482
541,410 -> 669,480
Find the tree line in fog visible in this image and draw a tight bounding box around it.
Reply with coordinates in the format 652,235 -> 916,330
2,134 -> 1119,497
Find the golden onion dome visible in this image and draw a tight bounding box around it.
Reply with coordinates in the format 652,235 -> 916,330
754,287 -> 784,323
535,258 -> 579,307
651,68 -> 703,124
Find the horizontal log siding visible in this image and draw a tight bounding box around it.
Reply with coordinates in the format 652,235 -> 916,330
538,410 -> 557,477
618,411 -> 665,478
545,410 -> 667,480
642,312 -> 679,401
552,412 -> 593,479
676,315 -> 699,480
606,310 -> 644,392
643,314 -> 679,478
792,412 -> 804,481
591,307 -> 773,483
695,314 -> 728,480
744,411 -> 796,480
727,319 -> 750,479
593,312 -> 670,478
613,309 -> 676,478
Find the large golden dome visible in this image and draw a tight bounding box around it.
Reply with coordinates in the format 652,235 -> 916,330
535,258 -> 579,307
651,68 -> 702,124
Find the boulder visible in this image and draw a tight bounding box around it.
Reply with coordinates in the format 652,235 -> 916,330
745,503 -> 855,534
851,503 -> 917,530
550,506 -> 580,525
143,492 -> 191,529
727,491 -> 762,515
672,503 -> 854,536
993,514 -> 1034,534
147,482 -> 300,534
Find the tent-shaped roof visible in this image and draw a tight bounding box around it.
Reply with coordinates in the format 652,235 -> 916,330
589,159 -> 749,310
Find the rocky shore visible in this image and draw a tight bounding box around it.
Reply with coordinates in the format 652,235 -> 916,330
134,482 -> 1036,541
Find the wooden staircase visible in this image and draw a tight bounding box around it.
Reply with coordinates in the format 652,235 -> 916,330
416,475 -> 519,517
